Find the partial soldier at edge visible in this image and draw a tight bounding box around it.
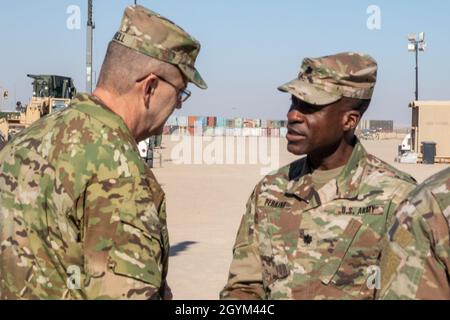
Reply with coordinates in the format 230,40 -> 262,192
378,166 -> 450,300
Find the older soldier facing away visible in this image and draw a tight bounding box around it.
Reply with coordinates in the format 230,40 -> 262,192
220,52 -> 417,300
378,167 -> 450,300
0,5 -> 206,299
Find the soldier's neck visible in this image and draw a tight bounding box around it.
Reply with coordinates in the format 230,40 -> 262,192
92,87 -> 139,140
308,136 -> 356,171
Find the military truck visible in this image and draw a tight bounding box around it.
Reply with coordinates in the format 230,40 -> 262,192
0,74 -> 76,146
27,74 -> 76,115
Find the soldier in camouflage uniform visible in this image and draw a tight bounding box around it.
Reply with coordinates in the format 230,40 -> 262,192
221,52 -> 417,300
0,5 -> 206,299
378,167 -> 450,300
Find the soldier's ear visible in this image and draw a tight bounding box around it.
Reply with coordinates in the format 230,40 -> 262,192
343,110 -> 361,132
142,74 -> 158,108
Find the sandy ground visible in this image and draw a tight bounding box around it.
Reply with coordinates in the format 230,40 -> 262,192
151,136 -> 449,300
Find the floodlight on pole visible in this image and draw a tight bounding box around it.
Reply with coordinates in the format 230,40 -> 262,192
419,32 -> 425,42
407,32 -> 426,101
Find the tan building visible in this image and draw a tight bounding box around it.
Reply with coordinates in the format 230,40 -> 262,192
410,100 -> 450,163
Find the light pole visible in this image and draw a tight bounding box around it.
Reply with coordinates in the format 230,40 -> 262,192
408,32 -> 426,101
86,0 -> 95,95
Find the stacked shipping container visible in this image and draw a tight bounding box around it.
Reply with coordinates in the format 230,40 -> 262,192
163,115 -> 288,137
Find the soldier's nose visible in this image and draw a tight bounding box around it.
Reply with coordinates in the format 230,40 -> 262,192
287,109 -> 305,124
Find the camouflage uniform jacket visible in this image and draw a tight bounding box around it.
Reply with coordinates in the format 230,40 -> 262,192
379,167 -> 450,300
0,94 -> 169,300
221,141 -> 416,300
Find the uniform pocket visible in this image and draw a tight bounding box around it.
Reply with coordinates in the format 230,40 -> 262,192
108,202 -> 164,287
318,216 -> 384,298
259,208 -> 300,298
317,218 -> 363,285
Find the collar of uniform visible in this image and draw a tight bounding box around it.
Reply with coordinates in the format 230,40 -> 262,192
285,140 -> 368,208
335,140 -> 368,200
285,157 -> 318,206
71,93 -> 139,152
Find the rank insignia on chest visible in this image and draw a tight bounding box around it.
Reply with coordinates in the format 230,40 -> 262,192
299,229 -> 313,245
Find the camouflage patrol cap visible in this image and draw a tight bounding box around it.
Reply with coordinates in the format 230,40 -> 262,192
113,5 -> 207,89
278,52 -> 377,105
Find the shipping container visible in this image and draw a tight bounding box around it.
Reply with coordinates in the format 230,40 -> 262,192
234,118 -> 243,128
195,119 -> 204,128
279,127 -> 288,137
243,119 -> 256,128
177,116 -> 188,127
188,116 -> 197,127
271,121 -> 279,129
261,119 -> 268,128
216,117 -> 226,127
261,128 -> 269,136
234,128 -> 242,136
226,119 -> 234,128
198,116 -> 207,127
207,116 -> 216,127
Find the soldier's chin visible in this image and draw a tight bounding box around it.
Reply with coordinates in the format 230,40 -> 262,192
287,142 -> 308,156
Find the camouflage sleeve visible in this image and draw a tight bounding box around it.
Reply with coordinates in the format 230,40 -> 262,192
384,182 -> 417,231
220,189 -> 266,300
379,190 -> 450,300
80,176 -> 168,300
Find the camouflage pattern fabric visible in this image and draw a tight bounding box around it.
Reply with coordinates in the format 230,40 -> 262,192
278,52 -> 377,106
378,167 -> 450,300
0,94 -> 169,300
113,4 -> 207,89
221,141 -> 416,300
